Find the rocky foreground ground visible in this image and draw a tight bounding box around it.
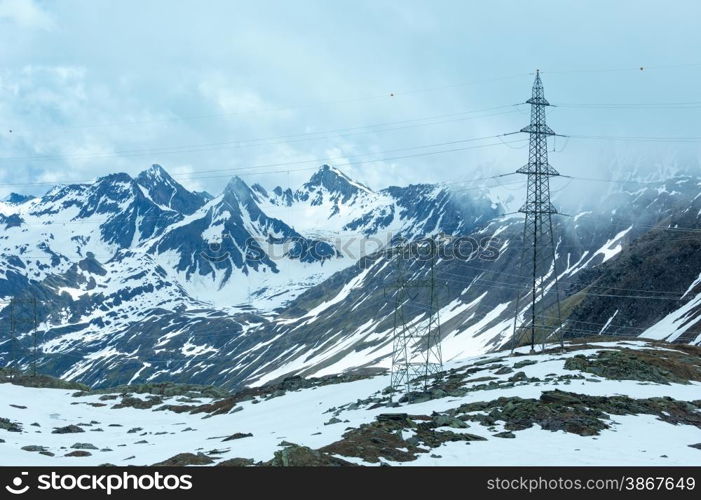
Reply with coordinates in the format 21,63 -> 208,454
1,338 -> 700,466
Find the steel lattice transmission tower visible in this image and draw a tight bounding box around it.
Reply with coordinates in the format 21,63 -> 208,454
389,240 -> 443,396
512,70 -> 565,352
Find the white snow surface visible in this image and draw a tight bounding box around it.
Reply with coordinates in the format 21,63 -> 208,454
1,341 -> 699,466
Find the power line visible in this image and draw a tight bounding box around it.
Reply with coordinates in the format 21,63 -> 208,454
0,137 -> 528,188
570,134 -> 701,143
540,62 -> 701,75
561,174 -> 700,186
2,105 -> 518,162
4,222 -> 695,368
440,272 -> 685,302
558,101 -> 701,109
12,61 -> 701,132
4,172 -> 701,238
434,264 -> 687,298
20,75 -> 534,132
9,268 -> 691,373
14,265 -> 683,353
5,247 -> 686,369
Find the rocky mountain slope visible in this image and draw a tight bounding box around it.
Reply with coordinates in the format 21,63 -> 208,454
0,164 -> 507,387
1,164 -> 701,390
189,176 -> 701,389
1,339 -> 699,466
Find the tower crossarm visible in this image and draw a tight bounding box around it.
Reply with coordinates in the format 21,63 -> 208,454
519,124 -> 556,135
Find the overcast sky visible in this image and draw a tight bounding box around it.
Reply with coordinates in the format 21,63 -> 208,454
0,0 -> 700,198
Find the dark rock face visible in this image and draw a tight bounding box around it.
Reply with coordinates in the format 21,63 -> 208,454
75,382 -> 229,399
222,432 -> 253,442
3,340 -> 699,466
217,457 -> 255,466
25,171 -> 183,251
4,193 -> 35,204
71,443 -> 98,450
0,213 -> 24,229
0,417 -> 22,432
112,396 -> 163,410
320,414 -> 419,463
380,183 -> 500,239
65,450 -> 92,457
564,348 -> 701,384
265,443 -> 355,466
457,390 -> 701,437
194,191 -> 214,203
152,452 -> 215,466
565,214 -> 701,343
21,446 -> 55,457
0,369 -> 89,391
52,425 -> 85,434
151,175 -> 336,284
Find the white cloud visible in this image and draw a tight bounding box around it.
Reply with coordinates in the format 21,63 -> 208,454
0,0 -> 53,29
197,75 -> 296,123
199,78 -> 267,115
0,1 -> 699,199
167,163 -> 205,193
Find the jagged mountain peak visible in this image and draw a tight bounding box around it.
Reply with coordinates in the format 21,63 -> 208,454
223,176 -> 257,203
304,164 -> 372,194
138,163 -> 170,179
296,164 -> 372,207
39,172 -> 138,210
218,176 -> 274,222
135,164 -> 205,215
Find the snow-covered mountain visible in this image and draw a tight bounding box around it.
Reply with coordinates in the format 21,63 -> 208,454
1,163 -> 700,390
148,175 -> 341,309
225,175 -> 701,387
258,164 -> 502,244
0,163 -> 508,387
